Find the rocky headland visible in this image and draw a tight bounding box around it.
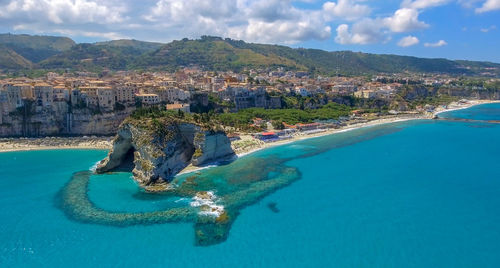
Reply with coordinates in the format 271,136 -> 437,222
96,113 -> 235,188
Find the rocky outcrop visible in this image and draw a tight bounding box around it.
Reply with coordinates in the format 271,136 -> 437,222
191,131 -> 234,166
96,119 -> 235,187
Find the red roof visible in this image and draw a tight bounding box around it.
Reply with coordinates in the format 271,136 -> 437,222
261,132 -> 276,136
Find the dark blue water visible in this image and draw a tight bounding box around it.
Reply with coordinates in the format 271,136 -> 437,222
1,103 -> 500,267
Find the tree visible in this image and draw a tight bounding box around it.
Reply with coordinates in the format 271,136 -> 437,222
177,109 -> 185,118
114,102 -> 126,111
135,97 -> 143,108
272,120 -> 284,130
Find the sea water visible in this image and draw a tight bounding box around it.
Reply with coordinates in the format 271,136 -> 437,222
1,103 -> 500,267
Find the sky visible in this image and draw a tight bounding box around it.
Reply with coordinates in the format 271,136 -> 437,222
0,0 -> 499,62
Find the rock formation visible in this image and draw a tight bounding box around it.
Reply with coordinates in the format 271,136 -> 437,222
0,104 -> 133,137
96,116 -> 235,187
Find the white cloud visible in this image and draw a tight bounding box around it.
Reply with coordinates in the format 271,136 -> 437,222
334,6 -> 430,45
383,8 -> 429,33
480,25 -> 497,32
52,29 -> 128,40
0,0 -> 339,44
476,0 -> 500,13
457,0 -> 482,8
0,0 -> 125,24
145,0 -> 238,22
323,0 -> 371,21
335,24 -> 356,44
402,0 -> 451,9
335,20 -> 385,44
0,0 -> 488,48
144,0 -> 334,44
398,35 -> 420,47
424,40 -> 448,47
230,19 -> 331,44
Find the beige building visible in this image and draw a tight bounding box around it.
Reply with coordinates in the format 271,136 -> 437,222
80,86 -> 115,110
166,88 -> 190,103
79,86 -> 98,106
115,86 -> 136,104
9,84 -> 34,99
33,84 -> 54,107
6,85 -> 23,110
354,90 -> 377,99
53,86 -> 69,102
0,90 -> 10,117
97,87 -> 115,110
136,93 -> 160,105
166,103 -> 190,113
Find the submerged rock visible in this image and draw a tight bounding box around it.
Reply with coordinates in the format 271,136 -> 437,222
96,117 -> 235,188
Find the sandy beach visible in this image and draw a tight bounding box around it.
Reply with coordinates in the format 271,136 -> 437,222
178,99 -> 499,175
0,136 -> 113,153
433,99 -> 500,115
233,99 -> 500,157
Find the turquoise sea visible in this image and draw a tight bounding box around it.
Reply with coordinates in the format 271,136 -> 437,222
1,103 -> 500,267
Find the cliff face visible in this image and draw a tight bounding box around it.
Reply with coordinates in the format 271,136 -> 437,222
192,131 -> 234,166
96,120 -> 235,187
0,105 -> 133,137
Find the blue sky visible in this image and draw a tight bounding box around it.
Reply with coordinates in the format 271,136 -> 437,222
0,0 -> 499,62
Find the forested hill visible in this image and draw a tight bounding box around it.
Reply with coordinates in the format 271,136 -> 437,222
0,33 -> 75,63
1,34 -> 499,77
0,44 -> 33,69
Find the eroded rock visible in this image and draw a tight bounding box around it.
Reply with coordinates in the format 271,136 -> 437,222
96,118 -> 235,188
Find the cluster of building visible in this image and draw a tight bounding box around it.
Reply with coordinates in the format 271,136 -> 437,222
0,67 -> 472,125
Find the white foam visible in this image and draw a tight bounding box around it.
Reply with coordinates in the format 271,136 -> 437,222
89,160 -> 100,172
174,197 -> 188,203
190,191 -> 225,217
198,204 -> 225,217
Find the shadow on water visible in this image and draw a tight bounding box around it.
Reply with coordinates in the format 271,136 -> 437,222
56,121 -> 410,246
267,202 -> 280,213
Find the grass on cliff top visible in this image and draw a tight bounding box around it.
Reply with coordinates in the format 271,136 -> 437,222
127,106 -> 222,135
217,103 -> 353,131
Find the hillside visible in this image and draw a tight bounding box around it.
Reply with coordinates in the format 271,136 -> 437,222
95,39 -> 164,52
138,36 -> 304,71
0,33 -> 75,63
200,38 -> 476,75
0,33 -> 499,76
38,43 -> 144,70
0,45 -> 32,69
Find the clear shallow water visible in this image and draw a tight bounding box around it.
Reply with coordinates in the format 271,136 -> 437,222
1,103 -> 500,267
439,102 -> 500,120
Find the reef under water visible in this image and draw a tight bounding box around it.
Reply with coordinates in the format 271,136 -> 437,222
58,122 -> 405,246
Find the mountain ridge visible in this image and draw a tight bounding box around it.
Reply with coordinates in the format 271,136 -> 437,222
0,33 -> 499,76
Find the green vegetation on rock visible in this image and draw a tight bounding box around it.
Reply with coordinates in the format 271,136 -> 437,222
217,103 -> 352,130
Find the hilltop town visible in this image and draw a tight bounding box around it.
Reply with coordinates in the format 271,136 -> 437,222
0,67 -> 499,143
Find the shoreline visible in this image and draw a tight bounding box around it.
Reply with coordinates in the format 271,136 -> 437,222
236,99 -> 500,157
0,99 -> 496,158
0,137 -> 112,153
433,100 -> 500,116
177,115 -> 424,175
178,99 -> 498,175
